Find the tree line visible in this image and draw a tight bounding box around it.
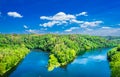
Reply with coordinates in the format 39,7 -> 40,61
0,34 -> 119,76
107,44 -> 120,77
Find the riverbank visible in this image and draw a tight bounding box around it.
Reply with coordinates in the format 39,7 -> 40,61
0,34 -> 119,74
0,46 -> 30,77
107,45 -> 120,77
9,48 -> 111,77
1,58 -> 25,77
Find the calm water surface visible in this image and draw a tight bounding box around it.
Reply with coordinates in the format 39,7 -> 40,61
9,48 -> 111,77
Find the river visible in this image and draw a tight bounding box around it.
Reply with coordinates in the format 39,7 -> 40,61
9,48 -> 111,77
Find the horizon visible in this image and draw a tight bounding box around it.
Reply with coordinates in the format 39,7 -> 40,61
0,0 -> 120,36
0,33 -> 120,37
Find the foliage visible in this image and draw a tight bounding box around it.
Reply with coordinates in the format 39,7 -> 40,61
0,34 -> 119,74
48,54 -> 60,71
107,44 -> 120,77
0,45 -> 29,76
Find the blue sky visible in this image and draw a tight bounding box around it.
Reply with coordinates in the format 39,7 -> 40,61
0,0 -> 120,36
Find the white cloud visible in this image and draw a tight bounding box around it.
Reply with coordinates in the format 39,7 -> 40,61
7,12 -> 23,18
40,12 -> 75,21
40,12 -> 83,27
65,27 -> 79,32
70,19 -> 84,24
23,25 -> 28,29
80,28 -> 120,36
26,29 -> 39,33
40,12 -> 103,30
118,24 -> 120,26
101,26 -> 111,29
81,21 -> 103,28
40,20 -> 68,27
85,28 -> 93,31
40,16 -> 51,20
25,28 -> 48,34
76,12 -> 88,16
40,12 -> 119,36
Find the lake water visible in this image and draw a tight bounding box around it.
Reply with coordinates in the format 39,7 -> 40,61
9,48 -> 111,77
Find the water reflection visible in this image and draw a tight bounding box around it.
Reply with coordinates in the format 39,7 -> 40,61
9,48 -> 111,77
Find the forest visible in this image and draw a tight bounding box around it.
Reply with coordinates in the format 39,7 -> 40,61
0,34 -> 119,76
107,44 -> 120,77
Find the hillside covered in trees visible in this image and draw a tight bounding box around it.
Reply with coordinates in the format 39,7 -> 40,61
0,34 -> 119,76
0,45 -> 29,76
107,44 -> 120,77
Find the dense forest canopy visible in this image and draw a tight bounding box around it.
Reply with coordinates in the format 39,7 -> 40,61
0,45 -> 29,76
107,44 -> 120,77
0,34 -> 120,76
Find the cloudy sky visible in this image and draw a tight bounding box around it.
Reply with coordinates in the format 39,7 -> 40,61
0,0 -> 120,36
